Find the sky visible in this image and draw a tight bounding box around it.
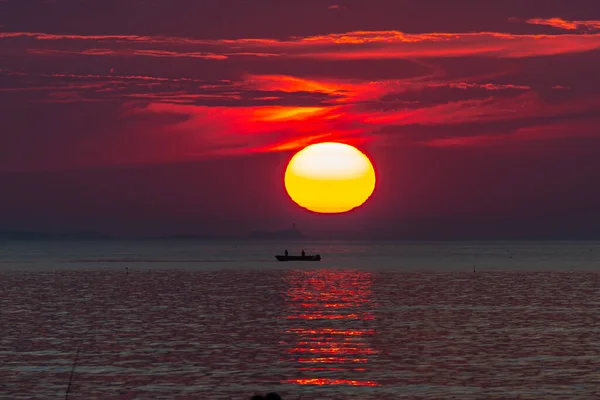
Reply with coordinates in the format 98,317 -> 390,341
1,0 -> 600,239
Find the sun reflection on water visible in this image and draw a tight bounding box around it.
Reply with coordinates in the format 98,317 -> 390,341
281,269 -> 380,386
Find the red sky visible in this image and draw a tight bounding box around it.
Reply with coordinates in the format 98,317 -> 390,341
1,0 -> 600,239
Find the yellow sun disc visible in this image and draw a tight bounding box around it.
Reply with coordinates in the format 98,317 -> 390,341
284,142 -> 376,213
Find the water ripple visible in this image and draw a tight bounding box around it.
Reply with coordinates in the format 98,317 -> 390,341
1,269 -> 600,398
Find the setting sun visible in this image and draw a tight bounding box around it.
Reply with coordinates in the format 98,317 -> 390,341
284,142 -> 376,213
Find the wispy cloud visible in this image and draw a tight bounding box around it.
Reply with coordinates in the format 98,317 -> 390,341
525,18 -> 600,31
425,120 -> 600,148
117,81 -> 598,160
27,48 -> 230,60
4,29 -> 600,61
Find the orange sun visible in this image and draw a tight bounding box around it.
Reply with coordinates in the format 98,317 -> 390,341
284,142 -> 376,213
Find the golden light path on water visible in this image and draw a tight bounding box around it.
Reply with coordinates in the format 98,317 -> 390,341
281,269 -> 379,387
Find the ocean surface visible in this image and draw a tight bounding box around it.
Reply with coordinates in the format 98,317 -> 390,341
2,240 -> 600,399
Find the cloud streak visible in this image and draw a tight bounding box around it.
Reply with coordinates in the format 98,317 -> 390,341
4,29 -> 600,61
526,17 -> 600,31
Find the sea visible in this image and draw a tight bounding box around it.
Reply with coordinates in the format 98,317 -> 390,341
1,240 -> 600,399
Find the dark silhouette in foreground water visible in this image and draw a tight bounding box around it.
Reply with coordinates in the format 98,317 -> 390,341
251,393 -> 282,400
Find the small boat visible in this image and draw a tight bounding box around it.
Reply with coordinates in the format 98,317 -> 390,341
275,254 -> 321,262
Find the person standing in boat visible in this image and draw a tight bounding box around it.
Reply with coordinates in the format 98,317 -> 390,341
284,249 -> 288,256
301,250 -> 305,256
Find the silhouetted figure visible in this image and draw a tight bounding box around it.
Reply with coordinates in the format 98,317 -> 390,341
301,250 -> 305,257
284,249 -> 288,256
265,393 -> 283,400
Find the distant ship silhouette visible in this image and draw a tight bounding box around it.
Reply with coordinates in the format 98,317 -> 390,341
248,222 -> 305,240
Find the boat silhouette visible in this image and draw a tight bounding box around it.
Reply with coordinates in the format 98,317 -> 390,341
275,254 -> 321,261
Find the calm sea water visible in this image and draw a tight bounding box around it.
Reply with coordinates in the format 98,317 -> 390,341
2,240 -> 600,399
